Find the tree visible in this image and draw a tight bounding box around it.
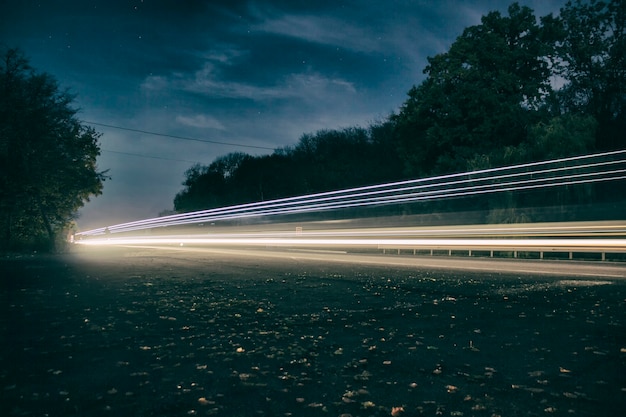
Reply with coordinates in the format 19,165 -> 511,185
393,3 -> 556,176
556,0 -> 626,150
209,152 -> 250,179
526,114 -> 597,160
174,163 -> 227,212
0,48 -> 107,251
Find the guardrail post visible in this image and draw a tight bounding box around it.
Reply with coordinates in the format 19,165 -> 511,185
540,251 -> 544,260
569,252 -> 573,260
602,252 -> 606,261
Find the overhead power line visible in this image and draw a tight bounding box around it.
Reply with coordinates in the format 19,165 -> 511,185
84,121 -> 276,151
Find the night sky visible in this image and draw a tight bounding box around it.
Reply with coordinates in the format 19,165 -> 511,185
1,0 -> 562,230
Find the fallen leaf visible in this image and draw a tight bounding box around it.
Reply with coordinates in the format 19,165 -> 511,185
391,406 -> 405,416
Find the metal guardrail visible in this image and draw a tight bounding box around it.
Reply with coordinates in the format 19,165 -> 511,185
378,238 -> 626,261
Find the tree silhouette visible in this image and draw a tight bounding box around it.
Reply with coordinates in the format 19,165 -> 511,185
0,48 -> 108,251
556,0 -> 626,150
392,3 -> 555,176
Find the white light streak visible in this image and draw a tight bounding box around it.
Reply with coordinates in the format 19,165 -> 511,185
75,234 -> 626,253
77,150 -> 626,237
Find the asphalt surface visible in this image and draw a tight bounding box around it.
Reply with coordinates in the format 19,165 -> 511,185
106,244 -> 626,279
1,246 -> 625,416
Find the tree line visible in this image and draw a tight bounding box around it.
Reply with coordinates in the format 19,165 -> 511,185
174,0 -> 625,222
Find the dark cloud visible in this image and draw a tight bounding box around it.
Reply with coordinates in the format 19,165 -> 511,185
1,0 -> 562,230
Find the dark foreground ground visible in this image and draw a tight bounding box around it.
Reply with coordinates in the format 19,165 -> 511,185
1,246 -> 625,417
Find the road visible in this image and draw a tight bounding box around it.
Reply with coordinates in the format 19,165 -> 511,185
3,244 -> 626,416
74,244 -> 626,279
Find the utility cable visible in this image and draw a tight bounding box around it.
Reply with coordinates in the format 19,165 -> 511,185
84,121 -> 276,151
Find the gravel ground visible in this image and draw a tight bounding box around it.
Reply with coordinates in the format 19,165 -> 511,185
1,246 -> 625,416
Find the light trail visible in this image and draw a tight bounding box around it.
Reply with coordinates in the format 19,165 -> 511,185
105,221 -> 626,238
74,232 -> 626,258
74,219 -> 626,264
75,236 -> 626,250
86,169 -> 625,234
77,150 -> 626,236
78,150 -> 625,234
89,149 -> 623,231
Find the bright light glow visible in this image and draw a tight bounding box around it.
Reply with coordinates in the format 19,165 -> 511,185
75,221 -> 626,256
77,150 -> 626,237
76,235 -> 626,253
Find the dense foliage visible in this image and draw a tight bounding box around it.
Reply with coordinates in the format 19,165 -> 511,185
0,48 -> 107,251
175,0 -> 624,221
174,125 -> 402,212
